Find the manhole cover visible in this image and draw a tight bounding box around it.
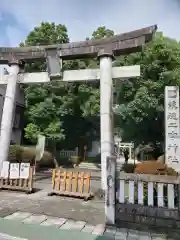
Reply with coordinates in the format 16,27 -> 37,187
0,233 -> 28,240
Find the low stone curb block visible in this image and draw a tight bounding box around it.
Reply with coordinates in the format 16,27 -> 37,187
4,212 -> 32,221
92,224 -> 105,235
81,224 -> 95,233
70,221 -> 86,231
40,217 -> 67,227
22,214 -> 47,224
59,220 -> 75,230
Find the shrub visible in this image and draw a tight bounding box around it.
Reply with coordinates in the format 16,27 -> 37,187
21,147 -> 36,164
69,156 -> 81,167
121,163 -> 136,173
134,161 -> 177,176
135,161 -> 165,174
8,145 -> 22,163
41,151 -> 52,162
8,145 -> 53,168
38,151 -> 53,168
164,167 -> 177,176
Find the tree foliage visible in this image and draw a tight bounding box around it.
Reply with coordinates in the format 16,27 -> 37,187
21,22 -> 180,153
92,26 -> 114,39
22,22 -> 114,153
115,32 -> 180,145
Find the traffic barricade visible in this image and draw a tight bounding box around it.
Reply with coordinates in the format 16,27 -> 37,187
49,168 -> 93,200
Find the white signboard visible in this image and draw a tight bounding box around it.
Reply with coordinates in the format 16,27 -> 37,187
20,163 -> 30,179
0,161 -> 10,178
10,163 -> 20,179
165,86 -> 180,167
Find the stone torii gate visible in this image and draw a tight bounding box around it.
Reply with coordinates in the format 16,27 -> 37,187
0,25 -> 156,189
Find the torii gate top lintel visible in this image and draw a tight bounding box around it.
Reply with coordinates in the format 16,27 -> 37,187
0,25 -> 157,64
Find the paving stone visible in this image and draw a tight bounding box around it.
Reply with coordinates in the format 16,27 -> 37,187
115,228 -> 128,240
103,233 -> 115,240
92,224 -> 105,236
0,208 -> 16,218
127,230 -> 139,240
4,212 -> 32,220
40,217 -> 67,227
81,224 -> 95,233
22,214 -> 47,224
151,233 -> 167,240
168,233 -> 180,240
104,226 -> 117,239
70,221 -> 86,231
105,226 -> 117,234
115,234 -> 127,240
139,231 -> 152,240
59,220 -> 75,230
152,238 -> 166,240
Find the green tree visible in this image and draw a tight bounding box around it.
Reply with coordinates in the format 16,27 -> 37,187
21,22 -> 75,166
115,32 -> 180,147
92,26 -> 114,39
76,26 -> 115,143
22,22 -> 115,164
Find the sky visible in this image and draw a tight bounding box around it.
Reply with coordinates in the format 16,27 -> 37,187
0,0 -> 179,47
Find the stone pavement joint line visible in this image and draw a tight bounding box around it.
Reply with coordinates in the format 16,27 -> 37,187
2,211 -> 171,240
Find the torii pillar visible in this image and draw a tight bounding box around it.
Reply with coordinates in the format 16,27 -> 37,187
0,61 -> 20,166
98,49 -> 114,190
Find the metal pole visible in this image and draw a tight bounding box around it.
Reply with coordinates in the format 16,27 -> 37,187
0,62 -> 20,169
98,49 -> 114,190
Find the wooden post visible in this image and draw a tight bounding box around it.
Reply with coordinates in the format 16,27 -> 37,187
105,156 -> 116,225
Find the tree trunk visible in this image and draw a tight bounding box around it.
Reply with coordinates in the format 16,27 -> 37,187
52,141 -> 59,168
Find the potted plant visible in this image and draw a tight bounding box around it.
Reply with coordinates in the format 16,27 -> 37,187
70,156 -> 81,167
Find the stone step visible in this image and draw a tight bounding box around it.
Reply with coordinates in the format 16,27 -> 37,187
78,162 -> 122,171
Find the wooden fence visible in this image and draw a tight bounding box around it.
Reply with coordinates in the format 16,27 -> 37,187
106,156 -> 180,229
49,168 -> 93,200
